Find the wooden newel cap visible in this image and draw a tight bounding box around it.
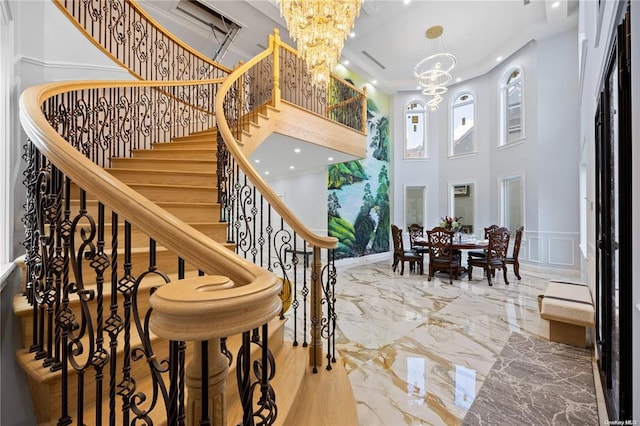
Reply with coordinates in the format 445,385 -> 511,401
150,275 -> 282,341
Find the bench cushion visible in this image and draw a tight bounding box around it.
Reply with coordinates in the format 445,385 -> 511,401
540,280 -> 595,328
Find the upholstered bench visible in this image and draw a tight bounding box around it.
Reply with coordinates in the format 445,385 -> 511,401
539,280 -> 595,348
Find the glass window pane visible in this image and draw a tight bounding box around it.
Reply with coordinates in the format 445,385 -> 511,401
405,186 -> 425,226
506,81 -> 522,142
452,96 -> 475,156
405,101 -> 427,159
503,177 -> 523,231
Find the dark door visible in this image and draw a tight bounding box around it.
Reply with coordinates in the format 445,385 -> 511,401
594,5 -> 632,421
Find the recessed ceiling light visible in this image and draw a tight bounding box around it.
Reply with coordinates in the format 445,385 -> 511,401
265,171 -> 270,175
289,165 -> 295,170
328,157 -> 334,161
403,0 -> 411,4
350,31 -> 356,38
294,148 -> 301,153
343,59 -> 349,65
416,85 -> 421,90
456,78 -> 461,82
496,56 -> 503,62
551,1 -> 560,8
372,80 -> 377,84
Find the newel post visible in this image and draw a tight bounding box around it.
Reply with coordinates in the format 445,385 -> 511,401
271,29 -> 282,109
185,339 -> 229,425
309,247 -> 324,371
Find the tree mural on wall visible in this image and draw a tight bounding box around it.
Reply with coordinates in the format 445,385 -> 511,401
327,95 -> 390,259
368,99 -> 390,162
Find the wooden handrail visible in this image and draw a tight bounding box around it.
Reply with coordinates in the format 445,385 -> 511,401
215,30 -> 338,250
19,78 -> 279,299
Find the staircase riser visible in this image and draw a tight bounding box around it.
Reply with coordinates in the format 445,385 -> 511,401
151,141 -> 217,150
70,201 -> 221,223
108,170 -> 216,186
170,134 -> 217,143
71,184 -> 218,205
131,186 -> 218,204
132,149 -> 217,160
110,159 -> 217,172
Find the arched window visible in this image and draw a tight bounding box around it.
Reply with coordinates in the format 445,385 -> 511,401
404,100 -> 427,159
450,92 -> 475,157
500,68 -> 525,146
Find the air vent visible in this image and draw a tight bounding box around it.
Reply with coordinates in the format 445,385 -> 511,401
361,50 -> 386,70
176,0 -> 241,61
523,0 -> 530,4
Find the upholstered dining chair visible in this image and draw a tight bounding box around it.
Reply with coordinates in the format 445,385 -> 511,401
467,224 -> 499,260
407,223 -> 429,255
426,226 -> 461,284
391,224 -> 423,275
468,226 -> 511,286
505,226 -> 524,280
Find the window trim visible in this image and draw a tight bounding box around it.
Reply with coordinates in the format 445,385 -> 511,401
404,100 -> 428,160
449,91 -> 477,158
498,67 -> 526,147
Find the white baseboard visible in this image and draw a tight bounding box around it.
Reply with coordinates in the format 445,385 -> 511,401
519,262 -> 580,277
334,251 -> 391,268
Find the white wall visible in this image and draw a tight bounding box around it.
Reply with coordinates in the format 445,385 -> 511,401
9,0 -> 132,260
267,170 -> 329,237
392,29 -> 580,271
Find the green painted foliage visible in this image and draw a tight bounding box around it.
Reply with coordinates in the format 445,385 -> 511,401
327,160 -> 368,189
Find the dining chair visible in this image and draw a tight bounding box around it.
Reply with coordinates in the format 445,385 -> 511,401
467,224 -> 500,260
504,226 -> 524,280
391,224 -> 423,275
426,226 -> 461,284
468,226 -> 511,286
407,223 -> 429,255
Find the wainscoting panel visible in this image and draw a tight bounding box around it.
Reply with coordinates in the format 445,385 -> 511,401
548,237 -> 576,266
528,236 -> 543,263
522,231 -> 580,271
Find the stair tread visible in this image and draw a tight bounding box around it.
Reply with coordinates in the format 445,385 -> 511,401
71,199 -> 219,207
107,168 -> 215,176
127,183 -> 217,190
112,158 -> 216,163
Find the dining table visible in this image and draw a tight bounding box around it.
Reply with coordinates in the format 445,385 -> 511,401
412,237 -> 489,277
413,236 -> 489,252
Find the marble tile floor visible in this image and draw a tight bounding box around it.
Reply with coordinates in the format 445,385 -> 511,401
285,256 -> 603,426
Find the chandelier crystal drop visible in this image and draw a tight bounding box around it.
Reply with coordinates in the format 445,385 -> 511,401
414,26 -> 456,111
279,0 -> 362,87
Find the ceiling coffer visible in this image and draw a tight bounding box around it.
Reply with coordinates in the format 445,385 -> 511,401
176,0 -> 241,62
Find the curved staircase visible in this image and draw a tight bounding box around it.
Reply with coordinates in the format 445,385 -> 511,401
14,1 -> 366,424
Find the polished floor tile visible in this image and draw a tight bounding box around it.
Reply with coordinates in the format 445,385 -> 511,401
326,257 -> 588,426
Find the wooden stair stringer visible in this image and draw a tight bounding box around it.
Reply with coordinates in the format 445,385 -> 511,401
237,102 -> 367,161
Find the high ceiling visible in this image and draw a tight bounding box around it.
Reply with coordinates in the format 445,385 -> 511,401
145,0 -> 578,94
141,0 -> 578,178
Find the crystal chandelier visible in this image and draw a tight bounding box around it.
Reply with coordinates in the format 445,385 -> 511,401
414,26 -> 456,111
279,0 -> 362,87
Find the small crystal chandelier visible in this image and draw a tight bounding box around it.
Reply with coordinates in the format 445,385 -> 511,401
279,0 -> 362,87
414,26 -> 456,111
